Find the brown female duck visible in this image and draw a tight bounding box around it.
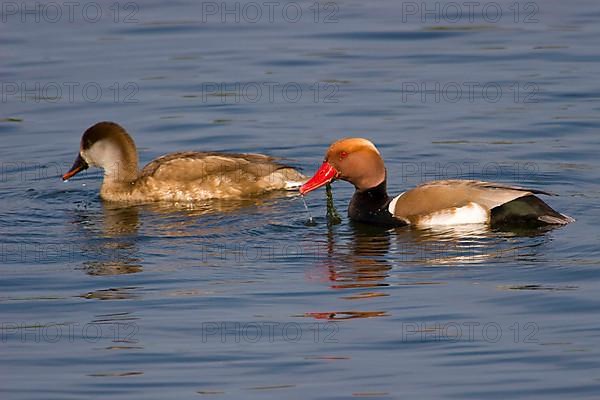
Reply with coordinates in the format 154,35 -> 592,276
300,138 -> 574,227
62,122 -> 306,202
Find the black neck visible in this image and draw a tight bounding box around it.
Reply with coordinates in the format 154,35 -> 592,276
348,177 -> 405,227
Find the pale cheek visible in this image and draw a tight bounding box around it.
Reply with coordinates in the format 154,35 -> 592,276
80,151 -> 94,166
84,144 -> 122,171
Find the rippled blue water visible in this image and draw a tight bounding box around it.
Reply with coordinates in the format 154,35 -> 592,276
2,0 -> 600,398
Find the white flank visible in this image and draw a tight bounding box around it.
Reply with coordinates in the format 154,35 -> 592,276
417,202 -> 488,227
284,180 -> 304,190
388,192 -> 404,214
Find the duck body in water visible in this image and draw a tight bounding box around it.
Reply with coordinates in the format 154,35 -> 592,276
300,138 -> 574,228
62,122 -> 306,202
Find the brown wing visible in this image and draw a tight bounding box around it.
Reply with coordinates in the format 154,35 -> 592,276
139,151 -> 296,182
392,180 -> 548,221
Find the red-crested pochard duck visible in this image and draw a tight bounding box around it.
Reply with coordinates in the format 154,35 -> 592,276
300,138 -> 574,227
62,122 -> 306,202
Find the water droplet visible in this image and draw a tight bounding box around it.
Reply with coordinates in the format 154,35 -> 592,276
301,195 -> 316,226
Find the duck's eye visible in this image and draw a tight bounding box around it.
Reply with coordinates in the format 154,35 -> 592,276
339,151 -> 348,160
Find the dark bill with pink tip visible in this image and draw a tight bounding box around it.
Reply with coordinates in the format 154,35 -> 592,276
62,154 -> 89,181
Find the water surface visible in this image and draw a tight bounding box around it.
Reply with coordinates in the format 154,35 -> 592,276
2,0 -> 600,398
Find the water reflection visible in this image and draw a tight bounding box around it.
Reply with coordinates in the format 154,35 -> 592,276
70,195 -> 297,275
391,224 -> 553,266
136,194 -> 291,238
326,222 -> 392,290
392,224 -> 500,266
102,204 -> 140,235
302,311 -> 388,320
294,223 -> 391,320
315,220 -> 554,291
73,203 -> 143,276
305,219 -> 556,321
79,286 -> 141,300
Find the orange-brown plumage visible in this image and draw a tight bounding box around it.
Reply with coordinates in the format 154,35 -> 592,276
301,138 -> 573,227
